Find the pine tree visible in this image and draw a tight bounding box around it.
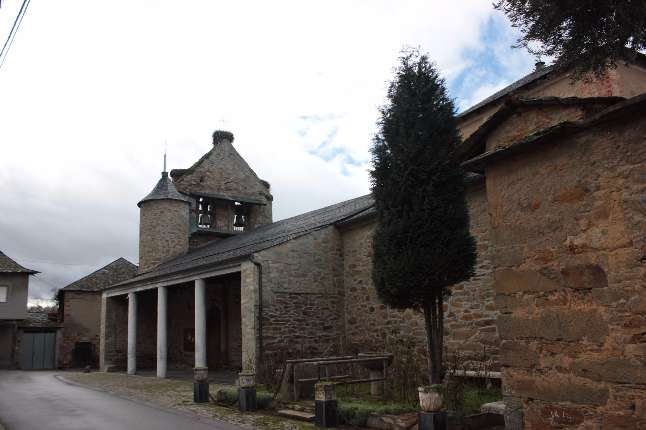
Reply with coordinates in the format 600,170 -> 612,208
370,49 -> 476,385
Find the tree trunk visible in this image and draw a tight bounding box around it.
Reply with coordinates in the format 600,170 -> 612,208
423,292 -> 444,385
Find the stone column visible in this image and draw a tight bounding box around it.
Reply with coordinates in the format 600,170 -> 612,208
195,279 -> 207,368
240,261 -> 259,371
157,286 -> 167,378
127,292 -> 137,375
99,294 -> 107,371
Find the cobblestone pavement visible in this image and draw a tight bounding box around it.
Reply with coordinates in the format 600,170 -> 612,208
62,371 -> 313,430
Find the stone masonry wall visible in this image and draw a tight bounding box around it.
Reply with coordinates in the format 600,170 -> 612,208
139,199 -> 189,273
254,226 -> 345,360
486,104 -> 612,153
174,139 -> 273,229
486,114 -> 646,429
136,289 -> 157,369
59,291 -> 102,368
174,139 -> 271,204
101,295 -> 127,370
341,183 -> 499,367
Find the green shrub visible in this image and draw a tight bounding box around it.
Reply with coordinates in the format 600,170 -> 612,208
462,386 -> 502,416
337,400 -> 417,427
214,387 -> 275,410
256,391 -> 274,409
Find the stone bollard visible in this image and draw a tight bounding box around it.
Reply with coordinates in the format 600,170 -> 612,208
418,411 -> 447,430
315,382 -> 337,428
418,386 -> 446,430
238,371 -> 257,412
503,396 -> 523,430
194,367 -> 210,403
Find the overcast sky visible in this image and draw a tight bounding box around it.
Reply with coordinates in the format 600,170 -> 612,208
0,1 -> 533,302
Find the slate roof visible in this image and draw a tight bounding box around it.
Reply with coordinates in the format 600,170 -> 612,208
138,171 -> 189,207
458,53 -> 646,119
462,93 -> 646,172
456,96 -> 626,162
458,65 -> 555,118
62,258 -> 138,292
0,251 -> 38,274
115,194 -> 376,287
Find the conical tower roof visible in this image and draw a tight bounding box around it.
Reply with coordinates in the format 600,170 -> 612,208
137,171 -> 189,207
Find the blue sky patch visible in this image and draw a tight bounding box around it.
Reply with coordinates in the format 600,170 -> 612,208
448,14 -> 533,112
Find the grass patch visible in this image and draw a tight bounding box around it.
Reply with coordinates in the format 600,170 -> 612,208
214,386 -> 275,409
333,380 -> 502,424
337,397 -> 418,427
460,385 -> 502,416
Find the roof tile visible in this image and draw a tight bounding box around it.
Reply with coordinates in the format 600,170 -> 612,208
0,251 -> 37,274
62,258 -> 138,292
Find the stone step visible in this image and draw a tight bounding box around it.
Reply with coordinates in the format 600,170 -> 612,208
277,409 -> 316,422
480,401 -> 506,415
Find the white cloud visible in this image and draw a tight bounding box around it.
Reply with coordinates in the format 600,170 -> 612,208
0,0 -> 529,299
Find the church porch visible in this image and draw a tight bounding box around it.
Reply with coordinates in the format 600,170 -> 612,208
100,270 -> 246,378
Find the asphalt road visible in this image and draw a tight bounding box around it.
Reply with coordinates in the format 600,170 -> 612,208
0,371 -> 242,430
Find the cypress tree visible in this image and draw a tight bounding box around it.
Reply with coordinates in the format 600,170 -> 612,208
495,0 -> 646,77
370,49 -> 476,385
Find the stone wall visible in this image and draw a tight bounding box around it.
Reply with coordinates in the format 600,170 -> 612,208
253,226 -> 345,360
486,114 -> 646,428
166,284 -> 195,368
139,199 -> 189,273
340,182 -> 499,367
59,291 -> 101,368
485,103 -> 613,152
165,277 -> 242,369
101,295 -> 128,370
173,138 -> 273,229
136,289 -> 157,369
174,139 -> 271,204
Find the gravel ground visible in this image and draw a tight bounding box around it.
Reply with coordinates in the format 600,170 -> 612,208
63,372 -> 313,430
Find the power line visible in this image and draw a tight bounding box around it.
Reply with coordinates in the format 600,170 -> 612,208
0,0 -> 31,71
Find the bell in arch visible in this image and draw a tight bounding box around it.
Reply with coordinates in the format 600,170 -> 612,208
233,214 -> 246,228
200,213 -> 213,228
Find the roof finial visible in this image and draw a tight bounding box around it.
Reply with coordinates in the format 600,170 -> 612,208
163,141 -> 167,173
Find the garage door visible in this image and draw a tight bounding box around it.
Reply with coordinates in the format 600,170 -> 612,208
20,332 -> 56,370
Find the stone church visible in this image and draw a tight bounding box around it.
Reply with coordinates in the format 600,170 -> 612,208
101,57 -> 646,428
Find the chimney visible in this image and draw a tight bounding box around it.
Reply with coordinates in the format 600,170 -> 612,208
212,130 -> 234,146
535,60 -> 546,71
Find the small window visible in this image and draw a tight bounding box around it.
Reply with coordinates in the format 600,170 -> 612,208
0,286 -> 7,303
